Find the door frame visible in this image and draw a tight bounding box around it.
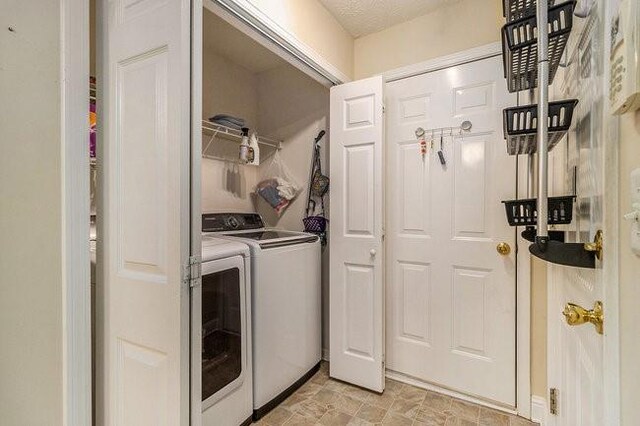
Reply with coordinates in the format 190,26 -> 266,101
381,43 -> 532,419
61,0 -> 91,424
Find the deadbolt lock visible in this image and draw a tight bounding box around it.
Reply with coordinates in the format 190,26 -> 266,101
562,301 -> 604,335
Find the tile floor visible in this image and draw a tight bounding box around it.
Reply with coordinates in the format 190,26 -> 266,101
255,363 -> 538,426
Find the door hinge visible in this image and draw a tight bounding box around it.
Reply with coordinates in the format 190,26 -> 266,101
549,388 -> 558,415
183,255 -> 201,288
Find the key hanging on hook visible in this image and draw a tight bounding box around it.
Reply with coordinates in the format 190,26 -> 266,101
437,130 -> 446,165
415,127 -> 428,157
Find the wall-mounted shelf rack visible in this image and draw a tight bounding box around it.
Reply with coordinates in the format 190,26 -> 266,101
500,0 -> 596,268
503,99 -> 578,154
502,0 -> 558,22
201,120 -> 282,163
502,195 -> 575,226
502,1 -> 576,92
202,120 -> 282,150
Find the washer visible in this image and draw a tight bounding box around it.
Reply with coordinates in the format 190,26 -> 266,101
193,236 -> 253,426
202,213 -> 321,419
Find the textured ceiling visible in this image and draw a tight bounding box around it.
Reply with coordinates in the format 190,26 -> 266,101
319,0 -> 459,37
203,8 -> 284,73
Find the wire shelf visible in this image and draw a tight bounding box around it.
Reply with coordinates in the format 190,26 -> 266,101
201,120 -> 282,149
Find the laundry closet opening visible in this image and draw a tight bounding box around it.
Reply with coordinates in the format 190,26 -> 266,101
195,4 -> 332,423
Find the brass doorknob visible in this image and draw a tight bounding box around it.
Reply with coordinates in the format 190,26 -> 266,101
562,301 -> 604,335
496,242 -> 511,255
583,229 -> 603,260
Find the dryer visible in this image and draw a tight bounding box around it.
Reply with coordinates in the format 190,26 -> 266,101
193,236 -> 253,426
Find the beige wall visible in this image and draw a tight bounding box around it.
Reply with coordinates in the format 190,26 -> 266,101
530,258 -> 547,397
0,2 -> 64,424
201,49 -> 260,213
619,110 -> 640,426
353,0 -> 503,79
248,0 -> 354,80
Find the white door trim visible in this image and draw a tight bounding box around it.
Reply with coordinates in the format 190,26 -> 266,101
381,44 -> 531,419
61,0 -> 91,424
601,2 -> 621,424
202,0 -> 349,86
381,42 -> 503,83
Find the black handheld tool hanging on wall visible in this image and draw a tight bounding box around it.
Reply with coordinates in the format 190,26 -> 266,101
437,133 -> 446,165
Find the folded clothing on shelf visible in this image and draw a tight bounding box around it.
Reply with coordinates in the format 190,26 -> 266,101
208,114 -> 246,130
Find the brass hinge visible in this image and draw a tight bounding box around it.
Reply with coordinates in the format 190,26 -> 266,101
182,255 -> 201,288
549,388 -> 558,415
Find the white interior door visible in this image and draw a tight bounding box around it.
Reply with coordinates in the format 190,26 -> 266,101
329,75 -> 385,392
97,0 -> 191,424
547,4 -> 607,423
385,56 -> 517,406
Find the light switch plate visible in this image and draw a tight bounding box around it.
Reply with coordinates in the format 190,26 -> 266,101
631,168 -> 640,256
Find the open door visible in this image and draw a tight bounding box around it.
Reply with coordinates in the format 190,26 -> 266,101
97,0 -> 191,424
329,76 -> 385,392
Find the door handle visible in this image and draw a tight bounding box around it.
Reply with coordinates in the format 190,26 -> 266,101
562,301 -> 604,335
583,229 -> 603,260
496,242 -> 511,256
370,249 -> 377,257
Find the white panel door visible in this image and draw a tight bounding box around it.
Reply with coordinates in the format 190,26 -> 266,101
385,56 -> 518,406
98,0 -> 191,425
330,75 -> 385,392
547,4 -> 607,423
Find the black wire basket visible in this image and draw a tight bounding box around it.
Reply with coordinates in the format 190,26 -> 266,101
501,1 -> 576,92
502,195 -> 575,226
503,99 -> 578,154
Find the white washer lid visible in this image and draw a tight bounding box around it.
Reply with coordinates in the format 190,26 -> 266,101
201,235 -> 249,261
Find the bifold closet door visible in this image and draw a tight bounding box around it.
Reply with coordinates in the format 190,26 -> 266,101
329,76 -> 385,392
385,56 -> 517,406
97,0 -> 191,425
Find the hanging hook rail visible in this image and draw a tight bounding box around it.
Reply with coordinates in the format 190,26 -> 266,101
414,120 -> 473,138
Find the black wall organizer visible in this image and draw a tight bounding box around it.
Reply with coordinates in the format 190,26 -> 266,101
502,195 -> 575,226
502,0 -> 558,22
503,99 -> 578,154
499,0 -> 597,269
502,1 -> 576,93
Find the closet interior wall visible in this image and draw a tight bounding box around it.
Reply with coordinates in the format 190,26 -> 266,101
201,8 -> 331,352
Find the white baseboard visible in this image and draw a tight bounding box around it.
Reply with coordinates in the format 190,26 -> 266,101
531,395 -> 547,425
